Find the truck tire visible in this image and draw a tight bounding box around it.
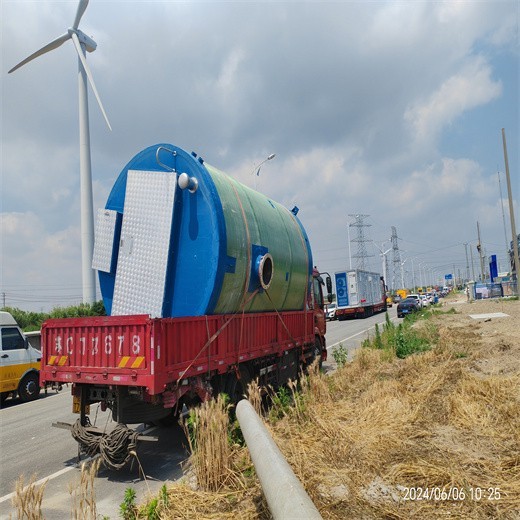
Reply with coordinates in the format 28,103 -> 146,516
305,338 -> 323,371
18,372 -> 41,403
314,339 -> 323,370
156,406 -> 181,427
0,392 -> 9,407
225,366 -> 251,404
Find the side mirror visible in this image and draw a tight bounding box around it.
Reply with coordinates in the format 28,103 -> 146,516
326,276 -> 332,295
326,276 -> 333,303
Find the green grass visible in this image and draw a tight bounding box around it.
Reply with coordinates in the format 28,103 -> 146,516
362,311 -> 435,359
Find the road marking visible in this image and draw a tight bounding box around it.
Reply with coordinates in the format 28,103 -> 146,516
326,315 -> 399,351
0,465 -> 75,504
0,423 -> 159,504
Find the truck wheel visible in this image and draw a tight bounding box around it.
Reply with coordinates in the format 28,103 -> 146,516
157,406 -> 181,427
18,372 -> 41,403
314,339 -> 323,370
306,339 -> 323,371
225,366 -> 251,404
0,392 -> 9,407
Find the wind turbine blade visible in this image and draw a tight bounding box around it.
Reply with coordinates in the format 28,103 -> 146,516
8,33 -> 70,74
73,0 -> 89,29
71,32 -> 112,131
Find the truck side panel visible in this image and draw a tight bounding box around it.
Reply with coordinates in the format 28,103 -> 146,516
41,311 -> 313,394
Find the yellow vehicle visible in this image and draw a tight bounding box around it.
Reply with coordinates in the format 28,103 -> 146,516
395,289 -> 409,300
0,312 -> 41,405
386,296 -> 393,307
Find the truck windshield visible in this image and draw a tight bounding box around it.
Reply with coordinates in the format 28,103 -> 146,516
313,277 -> 324,308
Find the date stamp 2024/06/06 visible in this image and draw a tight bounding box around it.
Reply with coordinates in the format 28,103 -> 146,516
402,487 -> 502,502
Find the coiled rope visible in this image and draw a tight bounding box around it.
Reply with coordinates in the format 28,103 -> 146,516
71,419 -> 139,470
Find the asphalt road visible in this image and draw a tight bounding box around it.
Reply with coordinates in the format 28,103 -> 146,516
323,305 -> 398,371
0,306 -> 397,518
0,392 -> 188,519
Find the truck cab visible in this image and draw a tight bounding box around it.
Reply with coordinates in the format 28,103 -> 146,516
0,312 -> 42,405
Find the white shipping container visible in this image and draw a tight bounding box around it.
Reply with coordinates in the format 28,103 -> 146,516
335,269 -> 383,308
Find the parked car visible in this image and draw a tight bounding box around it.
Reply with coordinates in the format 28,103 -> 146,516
326,303 -> 337,321
397,298 -> 420,318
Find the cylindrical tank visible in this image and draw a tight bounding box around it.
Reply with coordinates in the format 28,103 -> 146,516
97,144 -> 312,317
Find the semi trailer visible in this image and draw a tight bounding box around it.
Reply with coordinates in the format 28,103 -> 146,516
334,269 -> 387,319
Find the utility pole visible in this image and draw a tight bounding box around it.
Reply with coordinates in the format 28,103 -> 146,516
464,243 -> 470,283
476,221 -> 485,281
502,128 -> 520,292
453,263 -> 457,288
1,292 -> 5,308
400,259 -> 408,289
410,257 -> 416,292
470,246 -> 476,281
497,170 -> 510,272
347,224 -> 352,270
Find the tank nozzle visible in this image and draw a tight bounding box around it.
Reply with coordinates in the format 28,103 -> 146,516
256,253 -> 274,291
178,173 -> 199,193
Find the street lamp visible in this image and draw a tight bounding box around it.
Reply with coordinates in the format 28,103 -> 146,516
373,241 -> 391,287
400,258 -> 408,289
251,153 -> 276,190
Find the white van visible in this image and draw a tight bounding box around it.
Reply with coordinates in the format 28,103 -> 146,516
0,311 -> 41,405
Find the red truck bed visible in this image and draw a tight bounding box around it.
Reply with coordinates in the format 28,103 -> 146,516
41,311 -> 314,394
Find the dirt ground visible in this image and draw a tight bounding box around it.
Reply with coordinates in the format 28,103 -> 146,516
437,294 -> 519,379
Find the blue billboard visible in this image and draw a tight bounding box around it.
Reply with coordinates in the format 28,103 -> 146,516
335,272 -> 349,307
489,255 -> 498,282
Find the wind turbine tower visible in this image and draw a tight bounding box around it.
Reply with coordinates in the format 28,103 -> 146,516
9,0 -> 111,304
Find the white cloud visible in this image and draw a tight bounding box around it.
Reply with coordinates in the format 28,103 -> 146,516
1,1 -> 517,309
404,57 -> 502,143
217,48 -> 247,92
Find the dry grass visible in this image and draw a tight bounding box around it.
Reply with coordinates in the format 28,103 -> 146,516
11,474 -> 47,520
182,394 -> 247,493
153,305 -> 520,519
68,458 -> 101,520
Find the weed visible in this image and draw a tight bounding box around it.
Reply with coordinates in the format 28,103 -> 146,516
144,497 -> 159,520
394,324 -> 430,358
269,386 -> 292,421
331,342 -> 348,367
119,488 -> 137,520
159,484 -> 169,507
454,352 -> 468,359
373,323 -> 383,350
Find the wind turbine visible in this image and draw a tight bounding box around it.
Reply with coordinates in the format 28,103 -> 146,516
9,0 -> 111,305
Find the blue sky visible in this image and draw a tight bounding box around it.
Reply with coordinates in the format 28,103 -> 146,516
1,0 -> 518,310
